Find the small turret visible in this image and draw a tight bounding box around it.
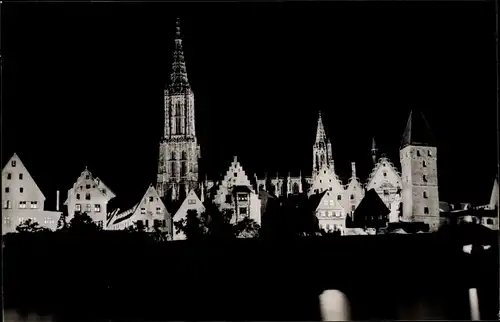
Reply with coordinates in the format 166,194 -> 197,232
371,137 -> 378,165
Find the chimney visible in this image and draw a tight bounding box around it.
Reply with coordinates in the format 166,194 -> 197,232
56,190 -> 60,211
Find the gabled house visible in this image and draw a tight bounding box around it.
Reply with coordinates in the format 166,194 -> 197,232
212,156 -> 261,226
2,153 -> 61,234
172,189 -> 205,240
351,188 -> 390,231
309,189 -> 346,234
108,184 -> 170,233
365,156 -> 403,222
64,167 -> 116,229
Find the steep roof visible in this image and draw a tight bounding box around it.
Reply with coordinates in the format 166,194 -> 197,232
2,152 -> 45,201
353,188 -> 390,220
400,110 -> 437,149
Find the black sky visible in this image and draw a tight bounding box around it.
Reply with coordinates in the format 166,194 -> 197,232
2,2 -> 497,208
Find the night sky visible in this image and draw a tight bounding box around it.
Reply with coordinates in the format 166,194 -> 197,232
2,2 -> 497,209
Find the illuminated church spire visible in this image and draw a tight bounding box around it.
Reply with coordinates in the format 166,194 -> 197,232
157,18 -> 200,200
312,110 -> 333,174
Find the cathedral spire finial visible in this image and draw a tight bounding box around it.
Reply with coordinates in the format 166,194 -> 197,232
315,110 -> 326,144
168,17 -> 190,94
175,17 -> 181,39
371,137 -> 378,165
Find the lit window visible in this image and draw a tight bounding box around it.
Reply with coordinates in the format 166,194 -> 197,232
86,204 -> 92,213
424,207 -> 429,214
5,187 -> 9,193
319,211 -> 325,217
20,187 -> 24,193
188,199 -> 196,204
94,204 -> 101,212
11,160 -> 16,167
4,200 -> 12,209
85,193 -> 91,200
30,201 -> 38,209
19,201 -> 27,209
328,211 -> 333,217
324,200 -> 328,206
237,194 -> 249,202
7,173 -> 12,180
18,217 -> 24,223
75,204 -> 81,212
19,173 -> 23,180
141,208 -> 146,214
239,207 -> 248,215
4,217 -> 11,226
329,200 -> 334,206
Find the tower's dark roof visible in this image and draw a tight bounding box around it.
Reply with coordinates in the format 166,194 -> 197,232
400,110 -> 437,149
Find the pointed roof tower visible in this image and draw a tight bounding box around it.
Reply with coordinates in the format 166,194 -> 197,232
168,18 -> 191,95
315,110 -> 327,143
400,110 -> 437,149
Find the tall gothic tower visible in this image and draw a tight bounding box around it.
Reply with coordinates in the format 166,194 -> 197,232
157,18 -> 200,200
399,110 -> 440,232
312,111 -> 333,177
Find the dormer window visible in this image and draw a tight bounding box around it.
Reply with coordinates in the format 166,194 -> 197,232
11,160 -> 16,167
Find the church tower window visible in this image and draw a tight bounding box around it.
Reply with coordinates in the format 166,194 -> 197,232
180,162 -> 186,177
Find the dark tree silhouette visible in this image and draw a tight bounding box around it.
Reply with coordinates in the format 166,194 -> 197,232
174,204 -> 260,240
16,219 -> 50,233
67,212 -> 102,233
57,212 -> 69,230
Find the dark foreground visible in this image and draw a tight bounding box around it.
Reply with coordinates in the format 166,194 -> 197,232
3,230 -> 498,321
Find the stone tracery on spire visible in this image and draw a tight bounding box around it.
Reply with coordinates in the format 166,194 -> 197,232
168,17 -> 191,95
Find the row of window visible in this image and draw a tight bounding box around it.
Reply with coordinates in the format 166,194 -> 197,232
76,193 -> 91,201
3,200 -> 38,209
5,187 -> 24,193
225,194 -> 249,204
319,224 -> 343,231
75,204 -> 101,213
319,210 -> 344,217
6,173 -> 24,180
135,219 -> 167,228
140,207 -> 163,215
